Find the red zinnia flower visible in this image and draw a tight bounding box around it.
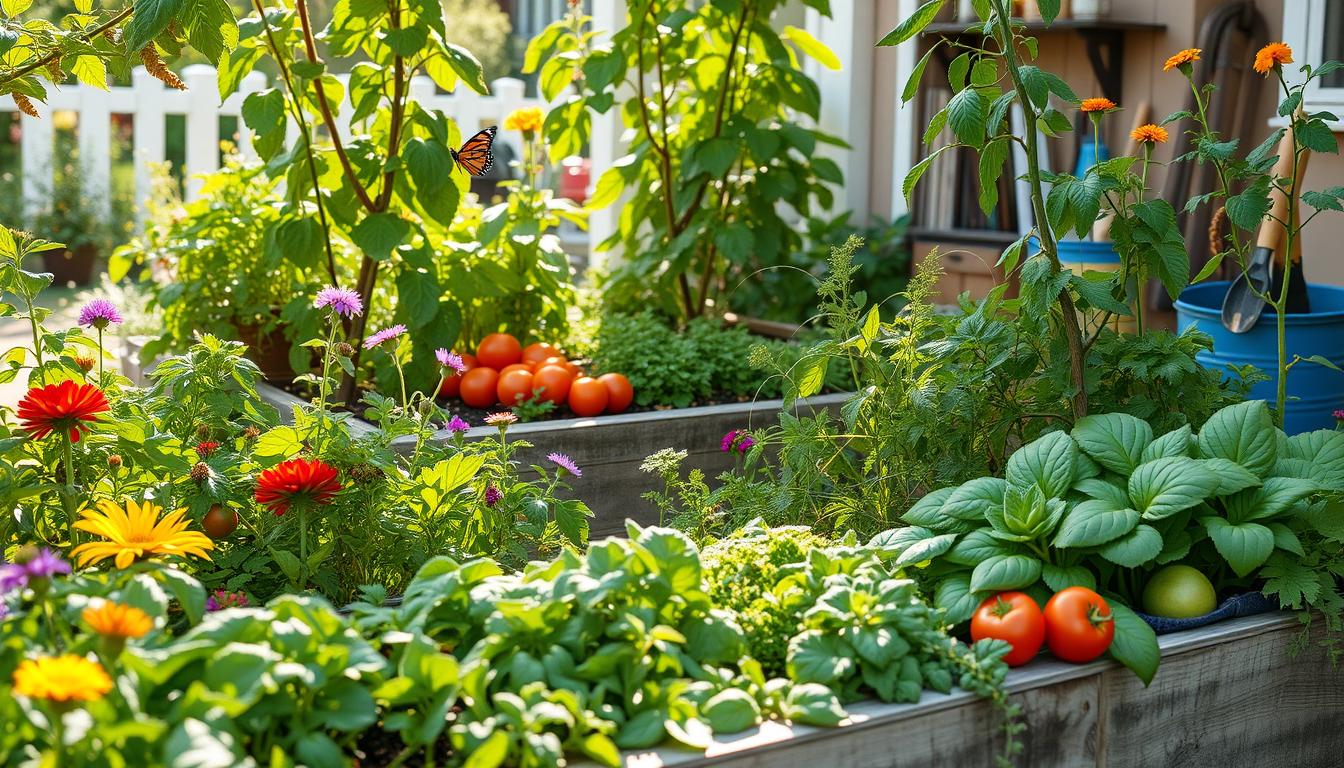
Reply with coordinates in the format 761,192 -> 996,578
16,380 -> 110,443
195,441 -> 221,458
253,458 -> 342,516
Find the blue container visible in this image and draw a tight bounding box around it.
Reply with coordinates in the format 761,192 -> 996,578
1055,239 -> 1121,266
1075,137 -> 1110,178
1174,281 -> 1344,434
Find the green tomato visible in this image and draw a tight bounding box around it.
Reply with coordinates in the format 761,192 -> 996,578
1141,565 -> 1218,618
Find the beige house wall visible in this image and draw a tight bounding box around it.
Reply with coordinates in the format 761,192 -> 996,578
861,0 -> 1344,286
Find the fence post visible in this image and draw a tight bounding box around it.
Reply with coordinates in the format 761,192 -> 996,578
806,2 -> 874,225
77,84 -> 113,220
132,68 -> 166,229
183,64 -> 220,200
587,0 -> 627,270
18,111 -> 53,221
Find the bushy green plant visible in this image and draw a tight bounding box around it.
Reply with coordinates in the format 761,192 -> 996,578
879,401 -> 1344,682
702,522 -> 829,676
526,0 -> 843,321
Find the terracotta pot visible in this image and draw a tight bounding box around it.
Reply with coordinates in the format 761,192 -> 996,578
236,320 -> 298,384
43,243 -> 98,286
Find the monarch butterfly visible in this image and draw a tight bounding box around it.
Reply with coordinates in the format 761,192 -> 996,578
451,125 -> 497,177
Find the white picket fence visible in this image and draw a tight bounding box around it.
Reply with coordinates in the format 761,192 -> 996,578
1,64 -> 550,226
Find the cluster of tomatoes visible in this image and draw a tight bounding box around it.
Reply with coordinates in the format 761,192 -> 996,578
440,332 -> 634,417
969,587 -> 1115,667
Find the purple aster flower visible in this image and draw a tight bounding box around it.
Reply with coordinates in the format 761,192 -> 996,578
720,429 -> 754,454
436,348 -> 467,374
363,324 -> 408,350
547,452 -> 582,478
1334,409 -> 1344,422
445,415 -> 471,434
0,563 -> 26,594
23,548 -> 71,580
77,299 -> 123,330
314,286 -> 364,318
484,484 -> 502,507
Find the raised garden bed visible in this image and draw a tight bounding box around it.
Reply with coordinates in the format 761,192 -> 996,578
253,379 -> 848,538
587,612 -> 1342,768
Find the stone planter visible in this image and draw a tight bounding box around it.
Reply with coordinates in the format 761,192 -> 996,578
255,381 -> 847,538
581,612 -> 1342,768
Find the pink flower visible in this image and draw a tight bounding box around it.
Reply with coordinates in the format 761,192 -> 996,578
314,287 -> 363,318
484,484 -> 502,506
363,324 -> 407,350
720,430 -> 754,454
77,299 -> 122,329
436,349 -> 466,374
547,452 -> 582,477
445,415 -> 471,433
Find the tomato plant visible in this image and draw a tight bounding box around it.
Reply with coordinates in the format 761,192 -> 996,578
1043,587 -> 1115,663
970,592 -> 1044,667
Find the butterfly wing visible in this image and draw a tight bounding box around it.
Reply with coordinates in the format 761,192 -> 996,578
451,125 -> 497,177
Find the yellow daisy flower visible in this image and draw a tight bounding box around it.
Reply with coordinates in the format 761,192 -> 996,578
83,601 -> 154,639
12,655 -> 113,703
72,498 -> 214,570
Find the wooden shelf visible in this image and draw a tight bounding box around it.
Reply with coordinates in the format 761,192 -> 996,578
909,227 -> 1020,246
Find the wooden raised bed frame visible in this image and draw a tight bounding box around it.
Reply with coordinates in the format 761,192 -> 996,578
589,613 -> 1343,767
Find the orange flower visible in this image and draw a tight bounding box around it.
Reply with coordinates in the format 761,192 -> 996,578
12,655 -> 113,703
1130,124 -> 1169,144
1163,48 -> 1202,72
1254,42 -> 1293,75
1080,97 -> 1117,113
16,380 -> 110,443
83,601 -> 153,639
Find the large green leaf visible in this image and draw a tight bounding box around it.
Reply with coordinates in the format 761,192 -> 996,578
900,487 -> 957,530
1096,524 -> 1162,568
943,529 -> 1015,566
1006,429 -> 1077,498
1041,563 -> 1096,592
787,630 -> 856,684
1200,458 -> 1262,497
126,0 -> 186,54
1222,477 -> 1318,524
877,0 -> 946,47
1197,401 -> 1277,477
1127,457 -> 1219,520
933,572 -> 980,624
946,87 -> 987,147
1071,413 -> 1152,475
1107,601 -> 1159,685
1203,517 -> 1275,577
970,554 -> 1041,594
941,477 -> 1006,521
1053,500 -> 1139,548
1141,424 -> 1193,462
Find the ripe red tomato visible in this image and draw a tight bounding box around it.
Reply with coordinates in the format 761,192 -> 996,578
459,367 -> 501,408
522,342 -> 561,366
499,363 -> 532,378
598,373 -> 634,413
202,504 -> 239,539
567,376 -> 608,416
1043,587 -> 1115,663
476,333 -> 522,370
532,365 -> 573,405
438,352 -> 477,398
970,592 -> 1045,667
496,369 -> 535,406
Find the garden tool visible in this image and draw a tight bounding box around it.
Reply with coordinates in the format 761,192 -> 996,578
1220,127 -> 1296,332
1269,148 -> 1312,314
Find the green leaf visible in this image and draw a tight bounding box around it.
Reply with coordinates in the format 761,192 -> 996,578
405,138 -> 454,196
1223,477 -> 1318,524
1035,0 -> 1061,23
1296,118 -> 1338,154
462,730 -> 510,768
970,554 -> 1042,594
701,689 -> 760,734
941,477 -> 1006,521
351,213 -> 410,261
782,683 -> 847,726
156,567 -> 206,625
1199,457 -> 1262,496
1107,601 -> 1159,685
933,572 -> 980,624
787,630 -> 855,684
1141,424 -> 1192,462
900,487 -> 957,529
1225,176 -> 1272,231
442,42 -> 490,94
782,25 -> 840,69
902,45 -> 937,103
947,87 -> 987,147
793,354 -> 828,399
1197,401 -> 1277,477
1097,524 -> 1162,567
944,529 -> 1015,567
1203,517 -> 1275,577
394,268 -> 441,329
1071,413 -> 1153,475
1127,457 -> 1219,520
1042,563 -> 1096,592
877,0 -> 945,46
1006,429 -> 1077,498
1054,500 -> 1139,548
587,166 -> 624,210
126,0 -> 186,54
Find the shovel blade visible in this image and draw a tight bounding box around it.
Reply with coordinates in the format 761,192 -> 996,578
1221,247 -> 1273,333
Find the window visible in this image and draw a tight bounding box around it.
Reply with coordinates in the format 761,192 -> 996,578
1283,0 -> 1344,114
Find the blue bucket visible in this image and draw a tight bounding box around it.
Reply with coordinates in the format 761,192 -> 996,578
1174,281 -> 1344,434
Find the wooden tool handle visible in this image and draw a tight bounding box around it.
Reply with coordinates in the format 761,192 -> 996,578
1257,128 -> 1298,251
